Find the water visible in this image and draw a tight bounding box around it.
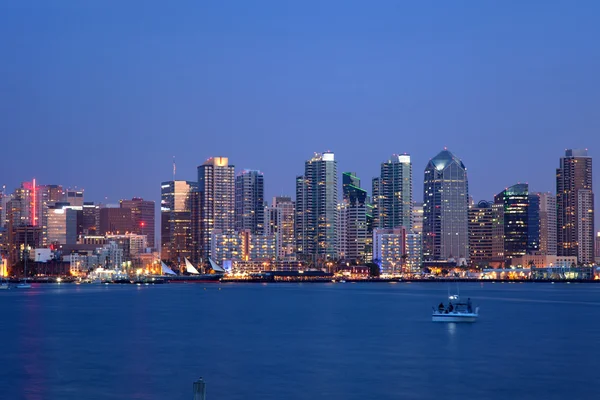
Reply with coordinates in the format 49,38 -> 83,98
2,282 -> 600,400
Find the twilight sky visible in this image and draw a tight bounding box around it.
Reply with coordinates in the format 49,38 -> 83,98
1,1 -> 599,229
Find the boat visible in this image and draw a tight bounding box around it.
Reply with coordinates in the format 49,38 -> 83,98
432,293 -> 479,322
184,258 -> 201,275
160,261 -> 176,276
0,279 -> 10,290
164,258 -> 223,283
208,258 -> 226,273
15,282 -> 32,289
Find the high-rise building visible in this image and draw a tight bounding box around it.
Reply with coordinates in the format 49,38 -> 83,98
405,201 -> 424,272
375,155 -> 412,230
81,202 -> 99,235
235,170 -> 265,235
494,184 -> 530,260
423,150 -> 469,261
269,196 -> 295,260
98,207 -> 133,235
338,172 -> 369,262
46,204 -> 78,245
469,201 -> 504,268
210,229 -> 277,265
65,190 -> 84,207
197,157 -> 235,263
0,187 -> 9,228
557,149 -> 595,264
371,177 -> 381,228
535,192 -> 557,256
343,172 -> 367,205
373,227 -> 406,275
161,180 -> 197,265
120,198 -> 155,249
528,193 -> 540,253
295,152 -> 338,261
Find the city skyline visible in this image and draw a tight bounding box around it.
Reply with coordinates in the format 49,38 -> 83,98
2,147 -> 600,238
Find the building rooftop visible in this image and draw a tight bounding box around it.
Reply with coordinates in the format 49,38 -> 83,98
429,149 -> 465,171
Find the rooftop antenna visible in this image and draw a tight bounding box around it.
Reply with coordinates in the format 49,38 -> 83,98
173,156 -> 176,181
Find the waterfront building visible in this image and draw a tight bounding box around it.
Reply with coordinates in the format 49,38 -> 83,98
494,184 -> 531,260
469,200 -> 504,268
120,198 -> 155,248
235,170 -> 264,235
423,150 -> 469,261
510,254 -> 577,268
556,149 -> 595,264
535,192 -> 557,255
98,206 -> 133,235
405,232 -> 422,273
337,172 -> 369,262
270,196 -> 295,260
210,229 -> 276,265
161,180 -> 196,265
374,155 -> 412,230
7,225 -> 43,266
105,233 -> 148,260
336,202 -> 348,259
295,152 -> 338,261
528,193 -> 540,253
98,241 -> 124,269
197,157 -> 235,263
405,202 -> 424,272
373,227 -> 406,275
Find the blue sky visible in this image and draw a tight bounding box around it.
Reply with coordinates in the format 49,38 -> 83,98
1,1 -> 599,228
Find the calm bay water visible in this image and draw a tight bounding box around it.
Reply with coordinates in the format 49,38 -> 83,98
1,282 -> 600,400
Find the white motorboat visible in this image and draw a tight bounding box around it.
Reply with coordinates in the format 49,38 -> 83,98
0,281 -> 10,290
432,295 -> 479,322
15,282 -> 32,289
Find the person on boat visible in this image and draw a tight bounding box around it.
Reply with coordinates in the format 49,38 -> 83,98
438,302 -> 444,312
448,302 -> 454,312
467,298 -> 472,313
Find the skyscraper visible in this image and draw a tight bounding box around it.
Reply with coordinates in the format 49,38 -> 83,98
65,189 -> 84,207
197,157 -> 235,262
161,180 -> 197,265
270,196 -> 295,260
494,184 -> 530,260
405,201 -> 424,272
468,200 -> 504,268
338,172 -> 368,262
527,193 -> 540,253
120,197 -> 156,248
423,150 -> 469,261
235,170 -> 265,235
98,207 -> 133,235
46,204 -> 78,245
375,155 -> 412,230
295,152 -> 338,261
557,149 -> 595,264
535,192 -> 557,256
343,172 -> 367,205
